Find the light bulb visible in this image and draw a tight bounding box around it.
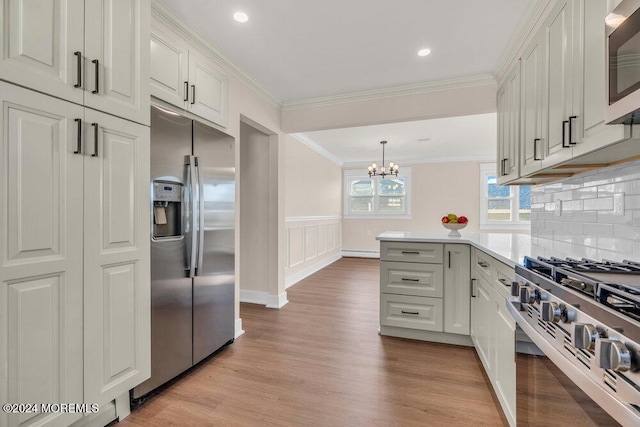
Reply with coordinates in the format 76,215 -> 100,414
368,166 -> 373,172
372,163 -> 377,169
389,162 -> 394,168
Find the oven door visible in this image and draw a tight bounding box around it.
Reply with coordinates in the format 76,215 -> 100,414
508,302 -> 625,426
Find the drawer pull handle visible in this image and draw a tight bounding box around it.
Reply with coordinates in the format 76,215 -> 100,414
401,310 -> 419,316
477,261 -> 489,268
401,251 -> 420,255
498,278 -> 511,286
401,278 -> 419,282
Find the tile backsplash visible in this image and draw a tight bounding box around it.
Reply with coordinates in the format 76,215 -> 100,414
530,158 -> 640,261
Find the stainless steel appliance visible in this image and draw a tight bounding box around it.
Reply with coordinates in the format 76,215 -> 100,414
606,0 -> 640,124
132,106 -> 235,399
509,256 -> 640,425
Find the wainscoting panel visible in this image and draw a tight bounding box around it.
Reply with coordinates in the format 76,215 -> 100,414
286,216 -> 342,288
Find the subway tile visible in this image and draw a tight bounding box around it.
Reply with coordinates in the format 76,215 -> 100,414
597,248 -> 635,261
597,211 -> 633,225
626,194 -> 640,210
544,182 -> 564,193
561,200 -> 583,211
553,232 -> 573,244
573,186 -> 598,200
553,190 -> 573,201
583,197 -> 613,211
613,224 -> 640,240
597,237 -> 634,254
582,223 -> 613,238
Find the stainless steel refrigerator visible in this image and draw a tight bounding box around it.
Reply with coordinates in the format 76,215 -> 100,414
133,106 -> 235,399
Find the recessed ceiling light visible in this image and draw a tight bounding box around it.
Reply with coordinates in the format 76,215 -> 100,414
233,11 -> 249,23
417,48 -> 431,57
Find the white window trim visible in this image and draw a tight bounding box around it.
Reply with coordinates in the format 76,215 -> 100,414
343,167 -> 412,219
479,163 -> 530,230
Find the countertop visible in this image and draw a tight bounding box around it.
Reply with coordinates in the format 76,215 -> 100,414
376,231 -> 532,268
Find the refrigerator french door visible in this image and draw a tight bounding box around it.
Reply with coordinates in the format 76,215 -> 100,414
133,106 -> 235,399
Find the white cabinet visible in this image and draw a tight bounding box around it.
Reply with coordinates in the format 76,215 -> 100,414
0,82 -> 150,426
0,0 -> 150,126
443,244 -> 470,335
470,247 -> 516,427
497,64 -> 520,184
150,23 -> 228,127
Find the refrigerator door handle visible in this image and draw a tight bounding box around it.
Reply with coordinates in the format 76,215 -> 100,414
196,157 -> 205,276
187,155 -> 198,278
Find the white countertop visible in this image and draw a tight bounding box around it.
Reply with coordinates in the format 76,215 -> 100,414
376,231 -> 532,268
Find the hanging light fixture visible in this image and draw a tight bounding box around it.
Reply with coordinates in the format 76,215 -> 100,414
367,140 -> 399,177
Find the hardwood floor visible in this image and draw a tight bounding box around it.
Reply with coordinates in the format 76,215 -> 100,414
119,258 -> 508,426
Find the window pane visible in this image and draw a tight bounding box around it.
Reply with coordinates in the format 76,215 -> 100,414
350,179 -> 374,196
349,196 -> 373,213
487,175 -> 510,198
519,185 -> 531,221
488,199 -> 511,221
378,178 -> 405,196
379,196 -> 405,213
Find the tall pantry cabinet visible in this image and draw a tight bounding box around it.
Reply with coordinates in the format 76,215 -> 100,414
0,1 -> 151,426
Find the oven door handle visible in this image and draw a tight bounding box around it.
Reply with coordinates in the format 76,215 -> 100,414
505,300 -> 638,426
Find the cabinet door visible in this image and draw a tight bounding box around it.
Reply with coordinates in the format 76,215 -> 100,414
497,65 -> 520,184
150,22 -> 190,109
0,0 -> 84,104
443,244 -> 470,335
84,0 -> 150,126
0,83 -> 84,427
494,297 -> 516,427
542,0 -> 574,168
520,30 -> 545,176
188,50 -> 229,127
83,109 -> 150,406
473,275 -> 493,377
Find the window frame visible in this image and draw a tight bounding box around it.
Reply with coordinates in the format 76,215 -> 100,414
479,163 -> 530,230
343,167 -> 412,219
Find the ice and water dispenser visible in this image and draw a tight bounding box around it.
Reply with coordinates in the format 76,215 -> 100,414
152,181 -> 183,239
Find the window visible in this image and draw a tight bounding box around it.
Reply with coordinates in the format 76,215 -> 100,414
479,163 -> 530,229
344,168 -> 412,218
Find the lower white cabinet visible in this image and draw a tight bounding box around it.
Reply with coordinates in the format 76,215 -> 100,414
444,244 -> 470,335
380,294 -> 443,332
471,275 -> 493,376
0,82 -> 150,426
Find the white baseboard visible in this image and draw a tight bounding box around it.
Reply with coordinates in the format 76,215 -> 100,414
342,250 -> 380,258
285,253 -> 342,288
239,289 -> 289,309
234,318 -> 245,338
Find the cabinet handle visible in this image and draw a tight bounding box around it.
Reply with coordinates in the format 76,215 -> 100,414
92,59 -> 99,94
533,138 -> 541,160
477,261 -> 489,268
74,51 -> 82,88
448,251 -> 451,268
401,278 -> 420,282
184,81 -> 189,102
498,278 -> 510,287
91,123 -> 99,157
471,278 -> 477,298
569,116 -> 577,145
74,118 -> 82,154
501,158 -> 508,176
401,310 -> 419,316
562,120 -> 570,147
401,251 -> 420,255
191,85 -> 196,105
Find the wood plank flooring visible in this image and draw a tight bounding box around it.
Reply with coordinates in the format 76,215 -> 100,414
119,257 -> 508,426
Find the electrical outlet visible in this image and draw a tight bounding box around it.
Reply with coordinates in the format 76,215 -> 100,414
554,200 -> 562,217
613,193 -> 625,216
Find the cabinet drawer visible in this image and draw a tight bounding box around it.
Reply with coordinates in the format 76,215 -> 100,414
380,294 -> 443,332
380,261 -> 444,298
380,242 -> 443,263
472,248 -> 493,281
494,260 -> 515,299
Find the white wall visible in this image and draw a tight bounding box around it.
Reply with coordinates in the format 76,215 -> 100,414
530,158 -> 640,260
342,161 -> 529,254
284,136 -> 343,287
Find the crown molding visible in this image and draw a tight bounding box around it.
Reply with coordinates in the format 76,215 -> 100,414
290,133 -> 344,166
341,156 -> 496,168
151,1 -> 283,109
282,74 -> 497,110
493,0 -> 553,85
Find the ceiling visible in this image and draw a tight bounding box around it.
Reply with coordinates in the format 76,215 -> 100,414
158,0 -> 531,164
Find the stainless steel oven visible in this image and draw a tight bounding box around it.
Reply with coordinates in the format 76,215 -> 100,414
606,0 -> 640,124
509,257 -> 640,426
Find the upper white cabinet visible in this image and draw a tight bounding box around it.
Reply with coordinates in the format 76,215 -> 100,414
150,23 -> 228,127
497,64 -> 520,184
498,0 -> 635,184
0,0 -> 150,126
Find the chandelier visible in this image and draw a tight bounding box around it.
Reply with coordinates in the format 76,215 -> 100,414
367,140 -> 399,177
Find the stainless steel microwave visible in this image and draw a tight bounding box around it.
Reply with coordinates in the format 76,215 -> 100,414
606,0 -> 640,124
